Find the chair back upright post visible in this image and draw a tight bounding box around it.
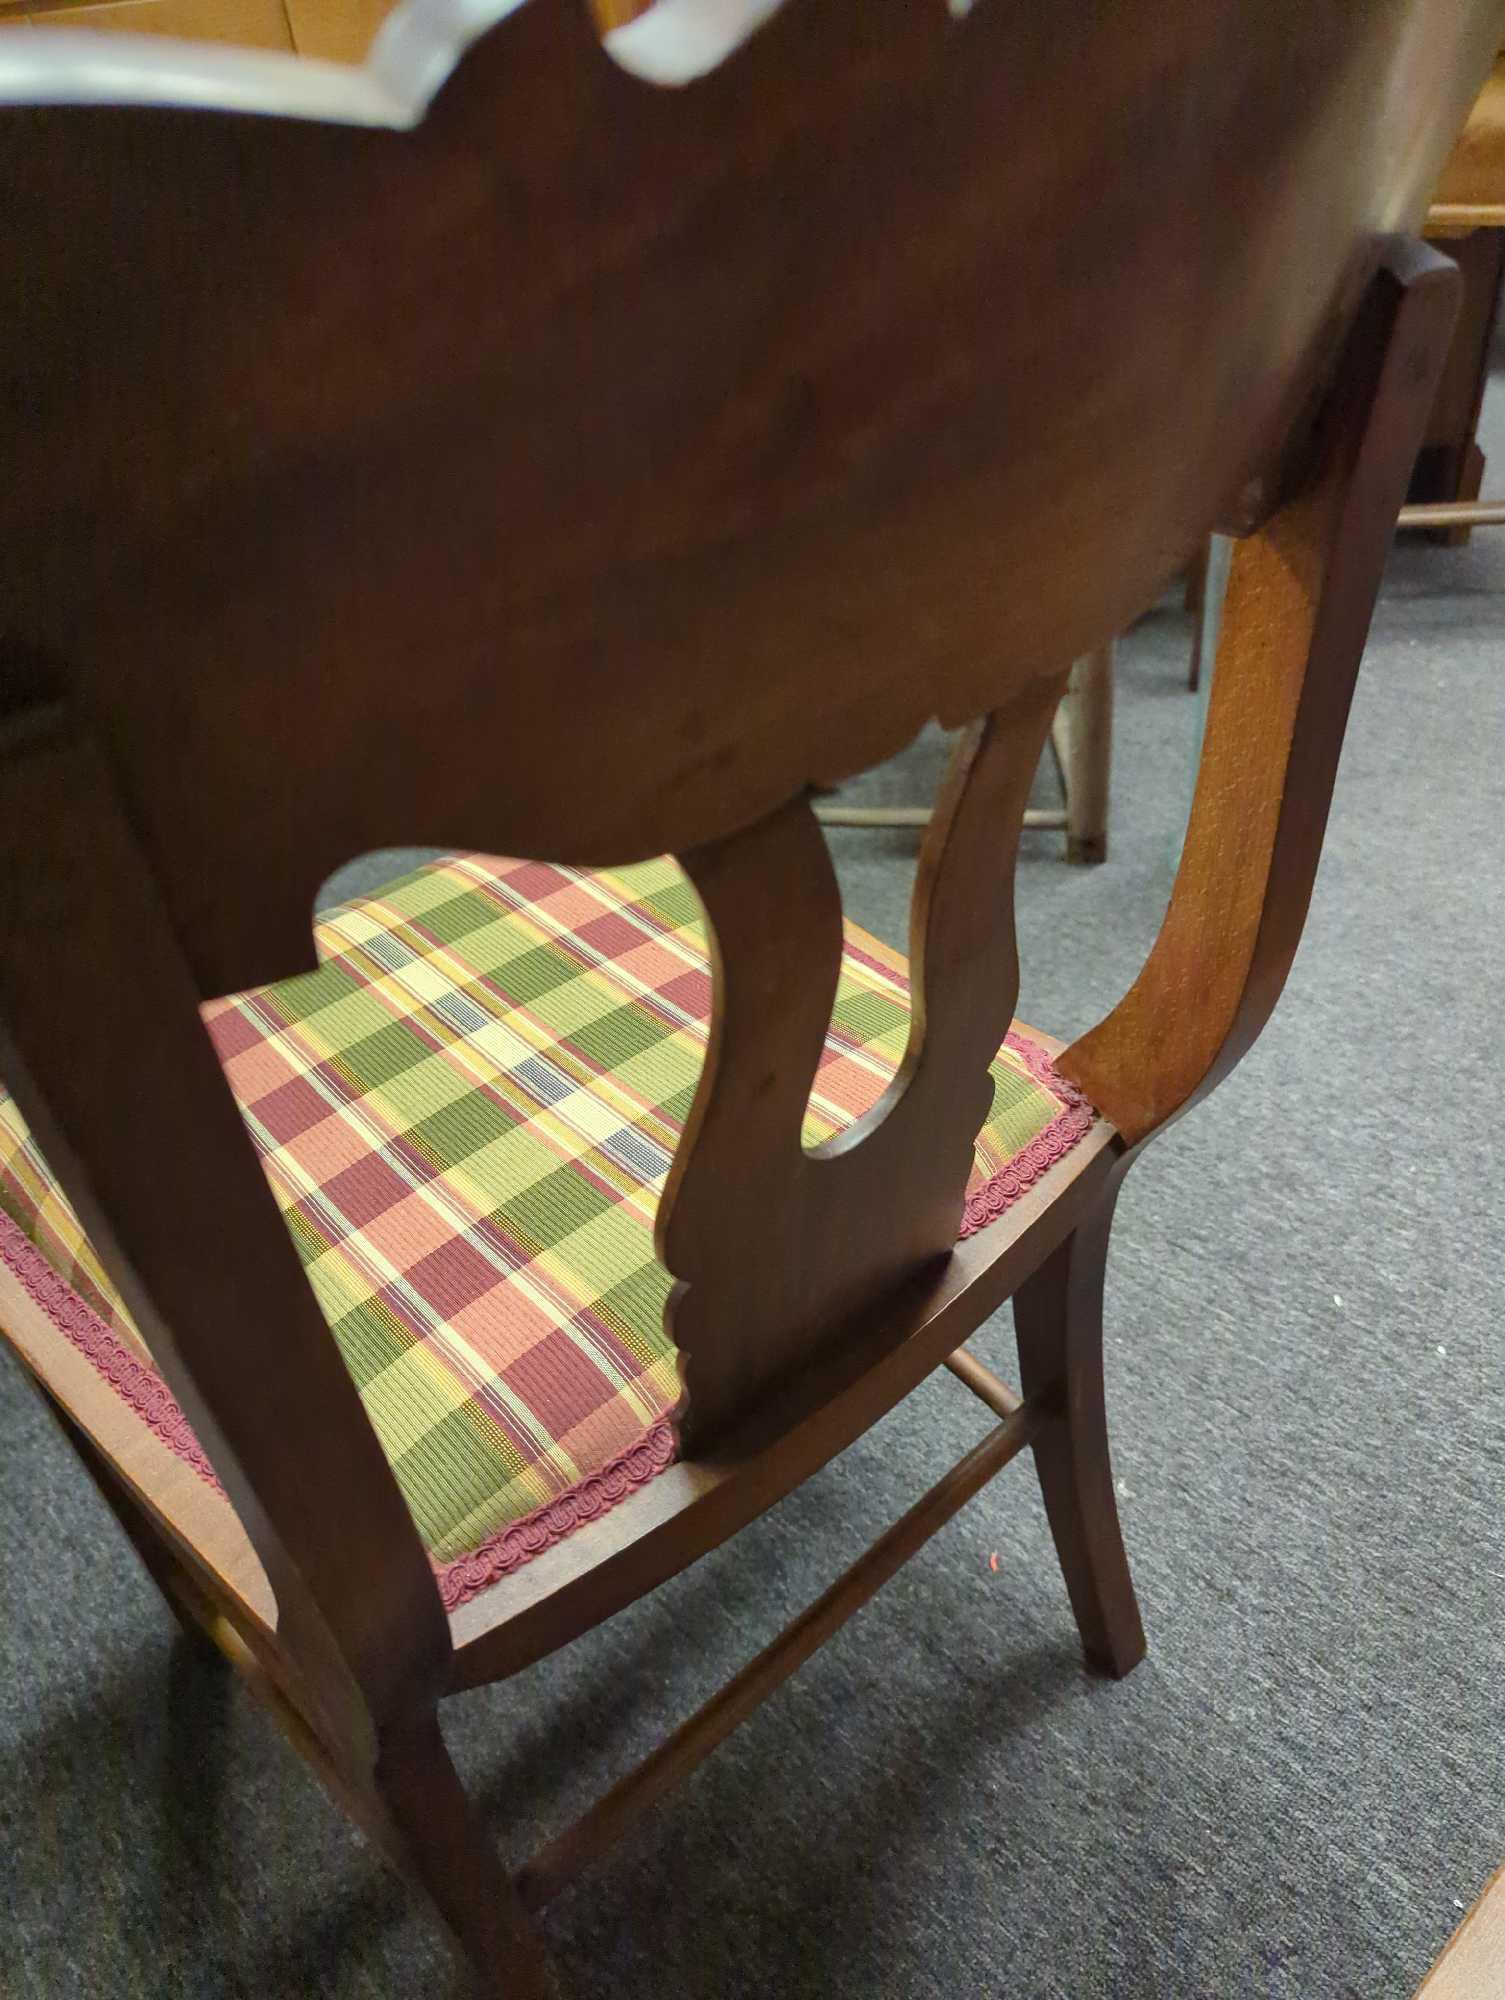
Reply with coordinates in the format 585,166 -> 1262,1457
1061,239 -> 1465,1147
0,696 -> 452,1760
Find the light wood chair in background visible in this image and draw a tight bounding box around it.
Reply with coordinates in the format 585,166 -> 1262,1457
816,645 -> 1115,864
1190,41 -> 1505,695
1411,38 -> 1505,541
0,2 -> 1497,1992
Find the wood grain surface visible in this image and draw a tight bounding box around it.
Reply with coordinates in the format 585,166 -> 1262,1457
1,0 -> 1495,1002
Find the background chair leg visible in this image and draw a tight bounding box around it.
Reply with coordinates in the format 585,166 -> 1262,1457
1013,1188 -> 1146,1677
370,1714 -> 558,1999
1051,644 -> 1113,863
1436,437 -> 1485,547
1409,224 -> 1504,546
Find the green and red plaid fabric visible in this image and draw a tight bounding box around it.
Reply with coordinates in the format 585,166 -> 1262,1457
0,852 -> 1094,1609
0,1091 -> 151,1363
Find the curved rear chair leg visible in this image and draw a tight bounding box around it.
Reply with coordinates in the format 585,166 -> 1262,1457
1013,1184 -> 1146,1677
369,1715 -> 558,1999
40,1387 -> 222,1657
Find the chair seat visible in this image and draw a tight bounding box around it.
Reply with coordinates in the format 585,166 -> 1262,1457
0,852 -> 1095,1609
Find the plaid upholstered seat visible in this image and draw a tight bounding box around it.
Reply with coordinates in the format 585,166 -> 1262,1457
0,853 -> 1094,1610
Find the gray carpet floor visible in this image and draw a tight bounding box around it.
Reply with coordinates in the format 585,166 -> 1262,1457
3,362 -> 1503,1997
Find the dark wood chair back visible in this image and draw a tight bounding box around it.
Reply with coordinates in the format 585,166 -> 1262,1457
0,0 -> 1495,1749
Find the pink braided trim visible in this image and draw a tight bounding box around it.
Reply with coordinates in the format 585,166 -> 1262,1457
0,1209 -> 222,1488
830,939 -> 1098,1235
432,1035 -> 1094,1606
433,1418 -> 678,1610
956,1032 -> 1098,1240
0,1199 -> 677,1608
0,1025 -> 1092,1613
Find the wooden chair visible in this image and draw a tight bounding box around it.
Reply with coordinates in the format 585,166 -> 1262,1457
816,644 -> 1116,864
0,2 -> 1496,1991
1192,46 -> 1505,699
1412,40 -> 1505,542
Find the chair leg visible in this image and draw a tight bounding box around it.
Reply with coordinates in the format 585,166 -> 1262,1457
1053,644 -> 1113,864
1013,1188 -> 1146,1677
39,1387 -> 221,1654
1435,438 -> 1485,547
368,1714 -> 559,1999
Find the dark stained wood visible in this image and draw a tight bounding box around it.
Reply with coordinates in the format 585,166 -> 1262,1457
1060,239 -> 1464,1146
366,1717 -> 555,2000
0,1 -> 1494,997
0,7 -> 1495,1991
447,236 -> 1466,1946
1013,1183 -> 1145,1678
665,684 -> 1061,1445
516,1395 -> 1042,1914
0,706 -> 450,1755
